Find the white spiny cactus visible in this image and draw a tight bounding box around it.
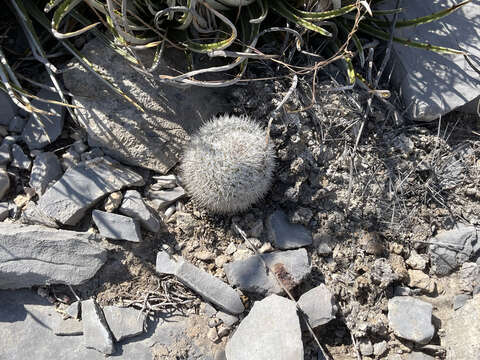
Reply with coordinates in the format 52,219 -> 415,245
180,114 -> 275,214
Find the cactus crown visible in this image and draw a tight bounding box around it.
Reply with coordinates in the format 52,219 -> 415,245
180,114 -> 275,214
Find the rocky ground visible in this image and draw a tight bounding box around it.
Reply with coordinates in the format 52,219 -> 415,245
1,44 -> 480,360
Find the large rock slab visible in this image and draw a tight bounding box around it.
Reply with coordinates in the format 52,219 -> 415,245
22,88 -> 64,150
225,294 -> 303,360
429,224 -> 478,275
29,152 -> 62,195
377,1 -> 480,120
92,210 -> 142,242
82,299 -> 115,354
388,297 -> 435,345
0,91 -> 16,126
156,251 -> 244,314
63,38 -> 228,173
0,289 -> 221,360
102,306 -> 145,342
443,294 -> 480,360
224,249 -> 311,295
0,223 -> 107,289
37,157 -> 144,225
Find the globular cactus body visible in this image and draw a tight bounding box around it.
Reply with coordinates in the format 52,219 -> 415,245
180,114 -> 275,214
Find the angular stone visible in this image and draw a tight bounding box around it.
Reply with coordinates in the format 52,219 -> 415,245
408,270 -> 436,294
156,251 -> 244,315
66,301 -> 81,319
37,157 -> 144,225
0,202 -> 8,221
119,189 -> 160,232
22,89 -> 64,150
8,115 -> 26,133
147,186 -> 185,210
54,317 -> 83,336
224,249 -> 311,295
216,311 -> 238,327
0,169 -> 9,200
406,250 -> 428,270
377,1 -> 480,120
0,91 -> 16,126
82,299 -> 114,354
297,284 -> 335,328
29,152 -> 62,195
0,223 -> 107,289
92,210 -> 142,242
0,142 -> 11,166
20,202 -> 59,228
373,341 -> 387,356
267,210 -> 312,249
443,294 -> 480,359
225,295 -> 303,360
63,38 -> 228,173
102,306 -> 145,342
388,297 -> 435,345
429,224 -> 478,275
453,294 -> 471,310
10,144 -> 31,170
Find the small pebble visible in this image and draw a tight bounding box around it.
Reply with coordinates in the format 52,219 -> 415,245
217,324 -> 230,338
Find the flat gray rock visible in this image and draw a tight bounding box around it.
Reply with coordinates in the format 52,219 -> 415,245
267,210 -> 312,249
224,249 -> 311,295
82,299 -> 115,354
0,168 -> 9,200
377,1 -> 480,120
0,202 -> 8,221
429,224 -> 478,275
0,91 -> 16,126
297,284 -> 335,328
54,317 -> 83,336
0,289 -> 219,359
119,190 -> 160,233
8,115 -> 26,133
63,38 -> 228,173
37,157 -> 144,225
147,186 -> 185,210
92,210 -> 142,242
22,89 -> 64,150
20,202 -> 59,228
66,300 -> 81,319
0,143 -> 11,165
443,294 -> 480,360
29,152 -> 63,195
225,294 -> 303,360
216,311 -> 238,327
0,223 -> 107,289
156,251 -> 244,315
102,306 -> 145,342
10,144 -> 31,170
388,297 -> 435,345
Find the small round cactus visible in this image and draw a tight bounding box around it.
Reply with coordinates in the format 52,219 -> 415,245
180,114 -> 275,214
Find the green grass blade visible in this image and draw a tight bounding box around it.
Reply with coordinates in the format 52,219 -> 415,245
359,23 -> 466,55
284,1 -> 356,20
371,0 -> 472,28
51,0 -> 101,39
269,0 -> 333,37
24,0 -> 144,112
